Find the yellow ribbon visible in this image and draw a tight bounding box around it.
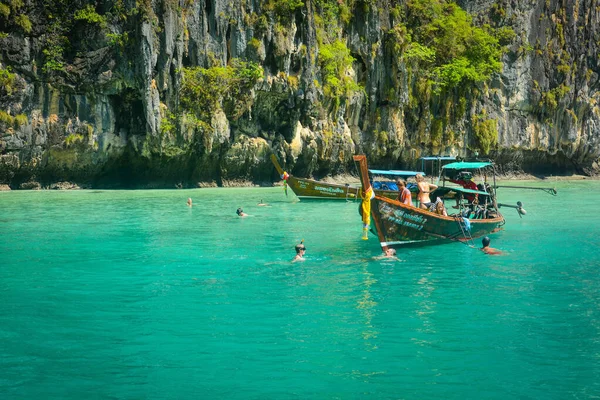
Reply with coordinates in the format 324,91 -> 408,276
360,186 -> 374,240
361,186 -> 374,226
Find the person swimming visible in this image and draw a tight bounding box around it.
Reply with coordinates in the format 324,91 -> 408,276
373,247 -> 400,261
187,198 -> 193,207
236,207 -> 248,217
481,236 -> 502,255
292,241 -> 306,262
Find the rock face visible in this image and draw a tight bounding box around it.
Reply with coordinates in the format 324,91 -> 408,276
0,0 -> 598,188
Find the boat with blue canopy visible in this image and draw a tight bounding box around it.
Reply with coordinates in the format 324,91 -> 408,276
270,154 -> 424,201
353,155 -> 507,248
353,154 -> 558,249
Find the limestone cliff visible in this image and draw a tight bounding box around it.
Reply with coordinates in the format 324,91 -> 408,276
0,0 -> 598,188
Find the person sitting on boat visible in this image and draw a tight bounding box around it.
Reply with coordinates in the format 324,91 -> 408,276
236,207 -> 248,217
450,171 -> 478,208
396,179 -> 413,207
481,237 -> 502,255
292,241 -> 306,262
415,173 -> 438,210
435,199 -> 448,216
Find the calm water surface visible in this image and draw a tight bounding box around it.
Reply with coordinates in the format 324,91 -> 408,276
1,181 -> 600,399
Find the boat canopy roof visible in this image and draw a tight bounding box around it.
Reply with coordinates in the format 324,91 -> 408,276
369,169 -> 424,177
419,156 -> 456,161
442,161 -> 492,170
436,186 -> 491,196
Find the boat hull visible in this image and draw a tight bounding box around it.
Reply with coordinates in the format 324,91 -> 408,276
371,196 -> 505,248
286,176 -> 361,200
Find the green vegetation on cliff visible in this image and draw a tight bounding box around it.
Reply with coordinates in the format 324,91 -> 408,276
180,60 -> 263,121
0,64 -> 16,95
472,111 -> 498,155
318,40 -> 361,111
0,1 -> 32,34
402,0 -> 510,92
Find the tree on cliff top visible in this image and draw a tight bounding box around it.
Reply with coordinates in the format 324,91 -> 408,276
403,0 -> 507,92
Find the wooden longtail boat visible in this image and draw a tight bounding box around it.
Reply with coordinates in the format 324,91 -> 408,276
270,154 -> 422,201
353,155 -> 506,248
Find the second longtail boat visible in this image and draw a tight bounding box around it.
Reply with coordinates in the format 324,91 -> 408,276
270,154 -> 422,201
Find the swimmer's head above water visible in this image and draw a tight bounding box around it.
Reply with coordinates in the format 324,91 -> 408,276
295,241 -> 306,254
482,236 -> 491,247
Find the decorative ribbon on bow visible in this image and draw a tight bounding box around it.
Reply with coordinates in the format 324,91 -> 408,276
281,172 -> 289,196
361,186 -> 375,240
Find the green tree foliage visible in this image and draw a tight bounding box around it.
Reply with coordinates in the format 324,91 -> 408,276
0,65 -> 16,96
0,3 -> 10,19
402,0 -> 508,92
472,112 -> 498,154
313,0 -> 352,44
65,133 -> 85,146
265,0 -> 303,23
0,0 -> 31,34
14,113 -> 28,127
14,14 -> 32,33
318,40 -> 362,109
73,4 -> 107,28
180,60 -> 263,121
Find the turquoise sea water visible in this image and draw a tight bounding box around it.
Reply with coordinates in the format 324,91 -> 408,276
1,181 -> 600,399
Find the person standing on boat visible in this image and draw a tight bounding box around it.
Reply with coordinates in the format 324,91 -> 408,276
396,179 -> 413,207
481,237 -> 502,255
450,171 -> 478,208
415,174 -> 438,210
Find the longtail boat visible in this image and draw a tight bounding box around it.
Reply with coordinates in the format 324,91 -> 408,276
270,154 -> 423,201
353,155 -> 508,248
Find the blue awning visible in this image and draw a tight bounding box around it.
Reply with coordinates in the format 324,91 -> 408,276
369,169 -> 424,177
434,186 -> 490,196
419,156 -> 457,161
447,187 -> 490,195
442,161 -> 492,170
